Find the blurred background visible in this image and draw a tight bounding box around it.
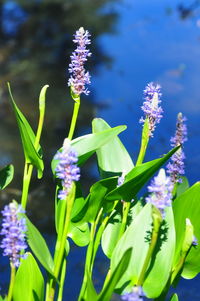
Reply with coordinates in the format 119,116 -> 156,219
0,0 -> 200,300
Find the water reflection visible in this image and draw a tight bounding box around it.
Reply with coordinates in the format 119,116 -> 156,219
0,0 -> 119,228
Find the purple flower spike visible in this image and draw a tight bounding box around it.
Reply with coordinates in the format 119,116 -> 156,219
145,169 -> 173,217
0,201 -> 27,267
121,286 -> 144,301
167,113 -> 187,183
140,82 -> 163,137
55,139 -> 80,200
68,27 -> 91,95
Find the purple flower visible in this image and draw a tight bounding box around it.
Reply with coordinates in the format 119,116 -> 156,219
192,236 -> 198,246
118,171 -> 126,187
121,286 -> 144,301
145,169 -> 173,216
166,113 -> 187,183
0,201 -> 27,267
55,139 -> 80,200
68,27 -> 91,95
140,82 -> 163,137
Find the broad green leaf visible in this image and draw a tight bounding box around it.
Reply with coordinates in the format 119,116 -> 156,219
101,209 -> 122,258
170,293 -> 179,301
52,124 -> 127,173
143,207 -> 176,298
8,84 -> 44,178
0,164 -> 14,190
173,182 -> 200,279
70,196 -> 88,223
111,204 -> 152,291
82,176 -> 118,223
68,222 -> 90,247
98,248 -> 132,301
0,297 -> 4,301
106,146 -> 179,202
102,201 -> 143,259
26,217 -> 54,275
92,118 -> 134,178
13,252 -> 44,301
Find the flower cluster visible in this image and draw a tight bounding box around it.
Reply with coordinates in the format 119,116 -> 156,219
55,139 -> 80,200
68,27 -> 91,95
145,169 -> 173,216
167,113 -> 187,183
121,286 -> 144,301
140,82 -> 163,137
0,201 -> 27,267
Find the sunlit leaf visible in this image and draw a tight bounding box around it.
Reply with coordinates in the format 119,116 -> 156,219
13,253 -> 44,301
173,182 -> 200,279
26,217 -> 54,275
8,83 -> 44,178
106,146 -> 179,202
92,118 -> 134,178
0,164 -> 14,190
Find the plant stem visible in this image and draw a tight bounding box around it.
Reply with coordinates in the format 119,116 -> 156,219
57,258 -> 67,301
21,163 -> 33,209
136,206 -> 162,286
7,263 -> 16,301
78,221 -> 96,301
78,208 -> 104,301
118,201 -> 131,240
68,98 -> 80,140
136,118 -> 150,166
47,186 -> 76,301
21,90 -> 46,209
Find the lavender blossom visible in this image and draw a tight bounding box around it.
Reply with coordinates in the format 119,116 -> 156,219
167,113 -> 187,183
192,236 -> 198,246
0,201 -> 27,267
140,82 -> 163,137
118,171 -> 126,187
55,139 -> 80,200
145,169 -> 173,216
121,286 -> 144,301
68,27 -> 91,95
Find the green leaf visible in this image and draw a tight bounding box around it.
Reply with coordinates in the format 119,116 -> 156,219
98,248 -> 132,301
173,182 -> 200,279
13,253 -> 44,301
102,201 -> 143,259
68,222 -> 90,247
101,209 -> 122,259
170,293 -> 179,301
52,124 -> 127,173
82,176 -> 118,223
0,164 -> 14,190
26,217 -> 54,275
106,146 -> 179,202
143,207 -> 176,298
8,83 -> 44,178
92,118 -> 134,178
111,204 -> 152,291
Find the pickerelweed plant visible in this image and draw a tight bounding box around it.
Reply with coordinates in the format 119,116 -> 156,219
0,27 -> 200,301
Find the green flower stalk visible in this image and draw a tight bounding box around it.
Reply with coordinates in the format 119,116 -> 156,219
67,27 -> 91,140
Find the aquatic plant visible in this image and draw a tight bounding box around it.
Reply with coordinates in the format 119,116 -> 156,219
0,27 -> 200,301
